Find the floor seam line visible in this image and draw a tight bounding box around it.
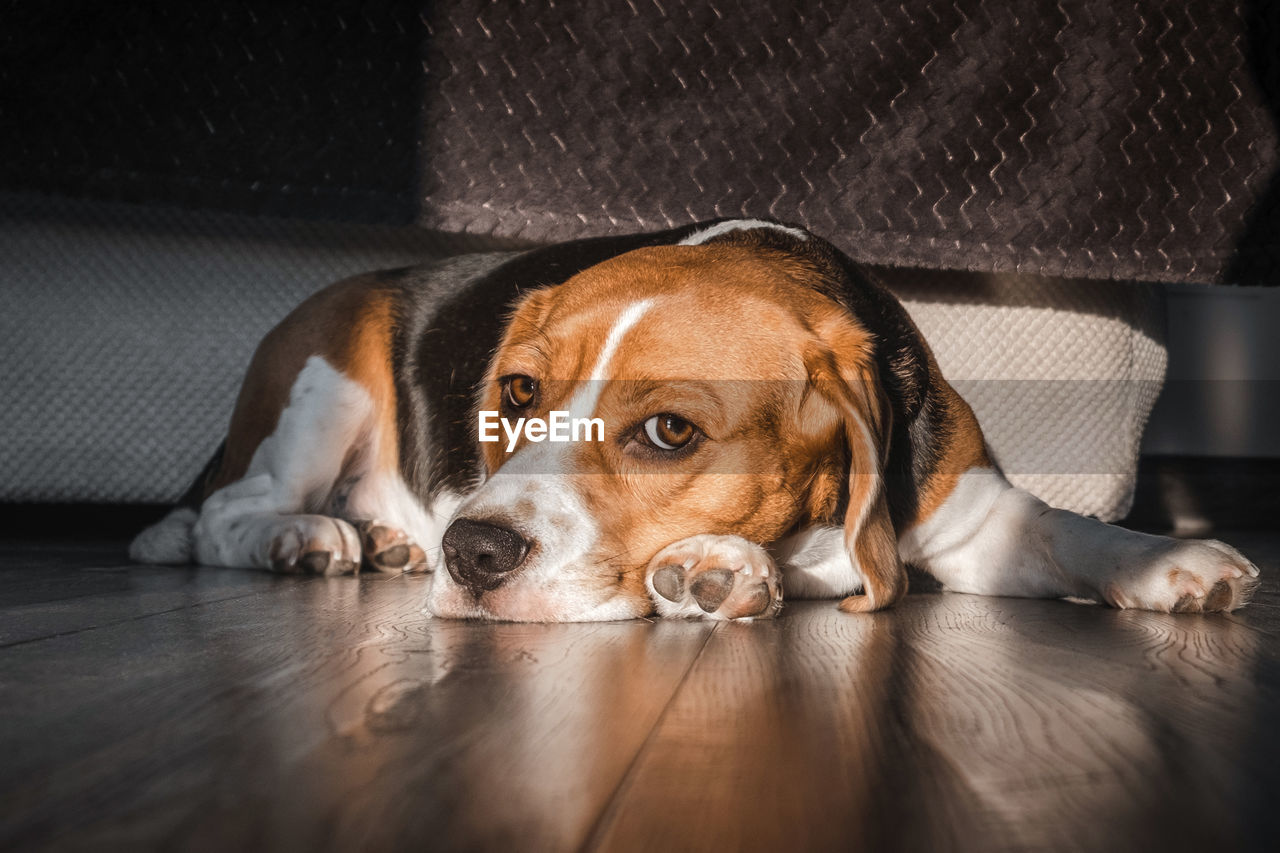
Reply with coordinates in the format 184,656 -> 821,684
576,623 -> 719,853
0,585 -> 296,650
0,572 -> 208,611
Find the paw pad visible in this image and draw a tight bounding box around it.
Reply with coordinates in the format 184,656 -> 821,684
646,535 -> 782,621
356,521 -> 429,574
689,568 -> 735,612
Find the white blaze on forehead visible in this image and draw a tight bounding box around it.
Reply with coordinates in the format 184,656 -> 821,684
678,219 -> 810,246
566,298 -> 655,421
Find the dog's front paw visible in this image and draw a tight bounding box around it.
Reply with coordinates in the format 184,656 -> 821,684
1103,538 -> 1259,613
646,534 -> 782,621
268,515 -> 361,576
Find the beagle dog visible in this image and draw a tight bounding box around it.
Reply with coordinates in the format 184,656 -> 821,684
130,219 -> 1259,621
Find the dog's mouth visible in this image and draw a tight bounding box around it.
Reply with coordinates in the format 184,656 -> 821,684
428,575 -> 651,623
427,535 -> 656,623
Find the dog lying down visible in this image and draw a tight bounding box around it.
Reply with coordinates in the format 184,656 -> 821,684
130,219 -> 1259,621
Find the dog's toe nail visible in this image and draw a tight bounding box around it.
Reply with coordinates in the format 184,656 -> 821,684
1172,593 -> 1199,613
300,551 -> 332,574
690,568 -> 735,612
653,565 -> 686,602
271,556 -> 299,574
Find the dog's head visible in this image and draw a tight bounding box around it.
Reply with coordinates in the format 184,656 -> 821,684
427,221 -> 922,621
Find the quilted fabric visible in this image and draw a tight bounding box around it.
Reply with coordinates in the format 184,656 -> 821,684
884,269 -> 1167,520
3,1 -> 1277,284
0,193 -> 517,503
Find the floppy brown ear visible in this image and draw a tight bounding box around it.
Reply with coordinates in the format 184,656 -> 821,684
803,331 -> 907,613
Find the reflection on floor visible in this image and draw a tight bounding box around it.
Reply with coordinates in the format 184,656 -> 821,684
2,530 -> 1278,851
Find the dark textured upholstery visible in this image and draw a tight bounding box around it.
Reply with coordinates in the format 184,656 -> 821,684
3,1 -> 1277,284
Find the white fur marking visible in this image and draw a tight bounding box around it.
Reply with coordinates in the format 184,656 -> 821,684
770,525 -> 863,598
192,357 -> 374,568
591,298 -> 655,382
678,219 -> 810,246
566,298 -> 655,422
190,356 -> 445,574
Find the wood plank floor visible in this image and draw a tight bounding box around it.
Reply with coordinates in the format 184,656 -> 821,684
2,531 -> 1279,852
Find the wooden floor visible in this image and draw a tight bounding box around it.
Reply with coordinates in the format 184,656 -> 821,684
3,530 -> 1280,852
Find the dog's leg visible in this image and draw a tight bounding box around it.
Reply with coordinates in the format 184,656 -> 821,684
902,467 -> 1259,612
645,534 -> 783,620
192,357 -> 371,574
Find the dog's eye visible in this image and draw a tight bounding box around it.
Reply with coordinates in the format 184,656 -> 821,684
503,375 -> 537,409
642,414 -> 697,451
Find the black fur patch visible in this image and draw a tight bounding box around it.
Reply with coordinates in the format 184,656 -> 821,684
179,438 -> 226,508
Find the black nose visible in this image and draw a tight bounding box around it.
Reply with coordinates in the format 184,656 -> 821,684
442,518 -> 531,592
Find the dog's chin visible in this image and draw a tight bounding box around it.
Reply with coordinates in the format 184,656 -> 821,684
426,574 -> 653,623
